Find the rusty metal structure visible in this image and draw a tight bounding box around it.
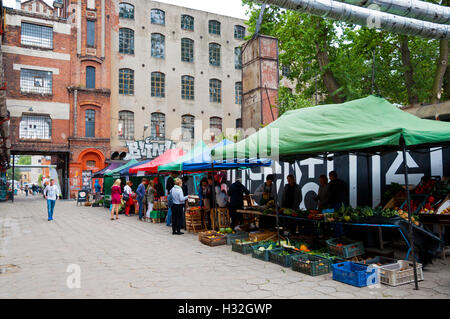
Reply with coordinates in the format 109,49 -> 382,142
256,0 -> 450,39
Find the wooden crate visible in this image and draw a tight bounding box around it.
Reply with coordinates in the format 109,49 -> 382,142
186,209 -> 205,233
383,191 -> 407,210
249,230 -> 277,242
151,218 -> 161,223
200,235 -> 227,246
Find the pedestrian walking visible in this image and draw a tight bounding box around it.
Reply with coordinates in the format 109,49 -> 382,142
170,178 -> 190,235
25,185 -> 29,197
44,179 -> 60,221
111,179 -> 122,220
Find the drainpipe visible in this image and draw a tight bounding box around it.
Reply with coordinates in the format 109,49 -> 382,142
73,89 -> 78,137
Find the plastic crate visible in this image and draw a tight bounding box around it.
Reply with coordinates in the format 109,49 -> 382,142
326,237 -> 365,259
268,248 -> 302,268
231,238 -> 258,255
251,242 -> 277,262
379,260 -> 424,287
332,262 -> 379,288
291,254 -> 332,276
356,256 -> 398,267
226,231 -> 249,245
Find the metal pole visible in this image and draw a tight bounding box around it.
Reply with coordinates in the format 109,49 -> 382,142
11,154 -> 15,202
211,162 -> 217,230
401,138 -> 419,290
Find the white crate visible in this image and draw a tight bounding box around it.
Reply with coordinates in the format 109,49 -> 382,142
379,260 -> 424,287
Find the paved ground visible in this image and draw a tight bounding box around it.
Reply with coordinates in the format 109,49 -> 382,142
0,194 -> 449,299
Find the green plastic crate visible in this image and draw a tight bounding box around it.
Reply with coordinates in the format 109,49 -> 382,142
268,247 -> 302,268
251,243 -> 277,262
291,254 -> 332,276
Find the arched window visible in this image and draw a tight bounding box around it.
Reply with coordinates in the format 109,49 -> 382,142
235,82 -> 242,105
119,3 -> 134,19
86,66 -> 95,88
119,28 -> 134,54
151,33 -> 165,58
181,14 -> 194,31
209,43 -> 221,66
181,115 -> 195,142
151,72 -> 165,98
209,79 -> 221,103
234,25 -> 245,39
85,109 -> 95,138
151,9 -> 165,25
118,111 -> 134,140
119,68 -> 134,95
208,20 -> 220,35
236,118 -> 242,129
181,38 -> 194,62
210,117 -> 222,134
151,112 -> 165,140
181,75 -> 194,100
234,47 -> 242,70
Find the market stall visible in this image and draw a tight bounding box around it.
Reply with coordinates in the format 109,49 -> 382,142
212,95 -> 450,289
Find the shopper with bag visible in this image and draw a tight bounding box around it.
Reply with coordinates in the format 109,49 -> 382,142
170,178 -> 190,235
123,181 -> 134,216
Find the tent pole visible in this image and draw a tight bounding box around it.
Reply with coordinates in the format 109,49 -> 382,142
211,162 -> 217,230
11,154 -> 15,203
272,161 -> 280,246
401,138 -> 419,290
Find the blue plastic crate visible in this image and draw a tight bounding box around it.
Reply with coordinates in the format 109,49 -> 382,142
332,262 -> 379,287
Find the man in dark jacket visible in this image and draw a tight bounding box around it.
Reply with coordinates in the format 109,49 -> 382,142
281,174 -> 302,234
328,171 -> 348,210
228,179 -> 250,229
136,178 -> 148,221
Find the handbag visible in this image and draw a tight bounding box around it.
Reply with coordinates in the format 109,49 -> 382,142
167,190 -> 174,208
123,192 -> 130,202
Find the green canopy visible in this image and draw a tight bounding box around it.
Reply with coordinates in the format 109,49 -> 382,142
104,159 -> 139,177
158,141 -> 208,172
212,95 -> 450,162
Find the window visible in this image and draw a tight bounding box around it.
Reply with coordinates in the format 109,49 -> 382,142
181,115 -> 195,142
181,75 -> 194,100
234,47 -> 242,70
119,3 -> 134,19
20,69 -> 52,94
85,109 -> 95,138
181,14 -> 194,31
209,79 -> 221,103
181,38 -> 194,62
86,66 -> 95,89
151,33 -> 165,59
21,22 -> 53,49
236,118 -> 242,129
234,25 -> 245,39
19,115 -> 52,139
235,82 -> 242,105
151,9 -> 165,25
87,20 -> 95,47
119,68 -> 134,95
119,28 -> 134,54
151,72 -> 165,98
208,20 -> 220,35
282,65 -> 290,77
86,160 -> 97,167
118,111 -> 134,140
209,43 -> 221,66
151,113 -> 165,140
210,117 -> 222,134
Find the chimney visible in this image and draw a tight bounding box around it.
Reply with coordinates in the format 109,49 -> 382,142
16,0 -> 21,10
53,0 -> 64,18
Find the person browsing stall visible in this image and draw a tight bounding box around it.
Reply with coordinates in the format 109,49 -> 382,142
136,178 -> 148,221
328,171 -> 348,210
228,178 -> 250,230
314,175 -> 330,210
170,178 -> 190,235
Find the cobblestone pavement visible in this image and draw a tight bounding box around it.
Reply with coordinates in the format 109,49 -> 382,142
1,194 -> 449,299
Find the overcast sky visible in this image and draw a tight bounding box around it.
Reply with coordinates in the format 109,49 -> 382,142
3,0 -> 251,20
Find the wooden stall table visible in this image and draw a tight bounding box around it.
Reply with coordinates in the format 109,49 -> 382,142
210,207 -> 231,230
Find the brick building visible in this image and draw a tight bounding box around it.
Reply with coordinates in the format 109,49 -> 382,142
3,0 -> 111,198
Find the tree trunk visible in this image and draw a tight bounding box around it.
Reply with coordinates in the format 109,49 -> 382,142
399,35 -> 419,106
443,67 -> 450,101
314,18 -> 346,104
431,39 -> 449,104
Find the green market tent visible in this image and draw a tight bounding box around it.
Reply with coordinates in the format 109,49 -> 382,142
211,95 -> 450,162
211,95 -> 450,290
158,140 -> 208,172
104,159 -> 139,177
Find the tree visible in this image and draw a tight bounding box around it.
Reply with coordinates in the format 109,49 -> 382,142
242,0 -> 447,106
17,155 -> 31,165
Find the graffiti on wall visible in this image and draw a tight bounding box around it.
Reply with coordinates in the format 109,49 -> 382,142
125,138 -> 176,160
227,147 -> 450,210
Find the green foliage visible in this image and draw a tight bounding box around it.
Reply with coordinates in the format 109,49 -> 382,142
278,86 -> 313,116
242,0 -> 444,105
17,156 -> 31,165
6,168 -> 21,182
